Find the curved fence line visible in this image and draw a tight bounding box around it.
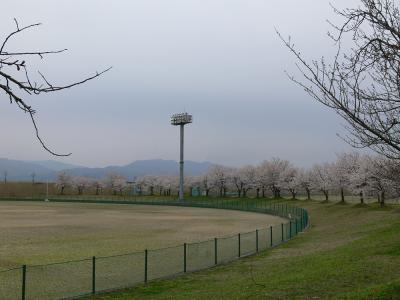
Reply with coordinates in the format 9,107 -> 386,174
0,198 -> 309,300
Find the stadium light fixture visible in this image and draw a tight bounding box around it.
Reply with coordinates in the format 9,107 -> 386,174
171,113 -> 193,201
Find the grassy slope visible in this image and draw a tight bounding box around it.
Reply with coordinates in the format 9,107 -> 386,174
83,200 -> 400,300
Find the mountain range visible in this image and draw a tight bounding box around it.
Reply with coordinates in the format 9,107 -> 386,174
0,158 -> 214,181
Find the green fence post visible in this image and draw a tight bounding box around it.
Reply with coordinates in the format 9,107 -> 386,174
144,249 -> 148,283
256,229 -> 259,252
270,226 -> 273,247
214,238 -> 218,265
92,256 -> 96,295
21,265 -> 26,300
184,243 -> 187,273
295,219 -> 298,235
300,213 -> 303,230
238,233 -> 241,257
281,223 -> 284,242
289,220 -> 292,238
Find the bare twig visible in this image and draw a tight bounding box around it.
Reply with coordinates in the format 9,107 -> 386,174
0,18 -> 111,156
277,0 -> 400,159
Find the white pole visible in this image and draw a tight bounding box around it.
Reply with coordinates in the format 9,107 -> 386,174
45,179 -> 49,202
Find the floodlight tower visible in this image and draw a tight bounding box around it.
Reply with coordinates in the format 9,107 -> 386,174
171,112 -> 193,201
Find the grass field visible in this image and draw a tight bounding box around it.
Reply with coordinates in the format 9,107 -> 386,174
82,200 -> 400,300
0,201 -> 285,270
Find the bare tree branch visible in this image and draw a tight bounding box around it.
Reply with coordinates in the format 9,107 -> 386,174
0,19 -> 111,156
278,0 -> 400,159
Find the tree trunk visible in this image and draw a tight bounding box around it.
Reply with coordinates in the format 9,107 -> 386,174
272,187 -> 277,199
360,191 -> 364,204
340,187 -> 345,203
323,190 -> 329,201
61,186 -> 65,195
306,188 -> 311,200
380,191 -> 385,207
262,188 -> 265,198
291,191 -> 296,200
256,188 -> 260,198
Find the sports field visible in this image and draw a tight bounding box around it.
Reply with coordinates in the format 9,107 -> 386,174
0,201 -> 284,269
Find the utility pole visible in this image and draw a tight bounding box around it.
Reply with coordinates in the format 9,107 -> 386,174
171,113 -> 193,201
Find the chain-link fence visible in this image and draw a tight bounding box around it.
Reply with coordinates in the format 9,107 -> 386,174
0,198 -> 309,300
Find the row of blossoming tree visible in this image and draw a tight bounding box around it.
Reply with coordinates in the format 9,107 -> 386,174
56,153 -> 400,206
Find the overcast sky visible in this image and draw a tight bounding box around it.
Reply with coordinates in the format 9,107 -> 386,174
1,0 -> 364,168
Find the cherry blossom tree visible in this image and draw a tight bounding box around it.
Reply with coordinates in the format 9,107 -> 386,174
92,179 -> 105,195
359,155 -> 399,207
348,157 -> 371,204
200,173 -> 214,197
280,166 -> 300,200
72,176 -> 92,195
310,163 -> 334,201
259,158 -> 290,199
105,173 -> 126,195
56,171 -> 72,195
331,153 -> 360,203
257,161 -> 271,198
297,169 -> 314,200
230,166 -> 257,198
141,176 -> 157,196
113,177 -> 127,196
209,165 -> 230,197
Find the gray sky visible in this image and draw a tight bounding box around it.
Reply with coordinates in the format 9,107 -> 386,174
1,0 -> 362,167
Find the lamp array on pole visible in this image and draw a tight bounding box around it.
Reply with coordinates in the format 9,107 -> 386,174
171,112 -> 192,201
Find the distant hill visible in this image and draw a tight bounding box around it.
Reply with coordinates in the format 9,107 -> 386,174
0,158 -> 54,181
25,160 -> 83,171
63,159 -> 214,180
0,158 -> 214,181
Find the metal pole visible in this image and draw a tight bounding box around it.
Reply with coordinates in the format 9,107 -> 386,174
270,226 -> 273,247
92,256 -> 96,295
144,250 -> 148,283
256,229 -> 259,252
238,233 -> 241,257
184,243 -> 187,273
21,265 -> 26,300
214,238 -> 218,265
179,124 -> 184,201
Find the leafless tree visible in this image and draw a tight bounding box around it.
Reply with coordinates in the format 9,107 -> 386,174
31,172 -> 36,184
0,19 -> 110,156
278,0 -> 400,159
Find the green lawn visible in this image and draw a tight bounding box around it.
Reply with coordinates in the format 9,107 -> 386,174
83,200 -> 400,300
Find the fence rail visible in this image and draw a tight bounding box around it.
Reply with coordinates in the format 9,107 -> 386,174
0,198 -> 309,300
